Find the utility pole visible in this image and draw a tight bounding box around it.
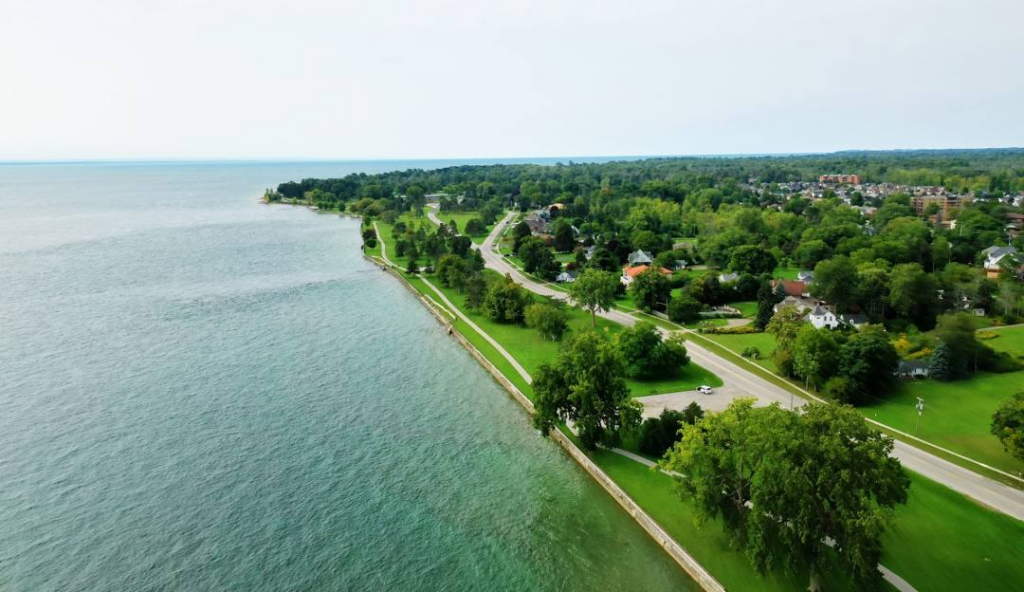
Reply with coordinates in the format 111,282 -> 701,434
915,397 -> 925,436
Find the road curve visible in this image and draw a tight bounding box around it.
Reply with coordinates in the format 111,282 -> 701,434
475,211 -> 1024,521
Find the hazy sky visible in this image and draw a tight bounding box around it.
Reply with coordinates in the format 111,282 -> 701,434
2,0 -> 1022,160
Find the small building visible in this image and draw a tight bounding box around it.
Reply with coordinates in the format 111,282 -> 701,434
627,250 -> 653,266
897,360 -> 930,379
839,313 -> 868,329
773,295 -> 815,315
797,271 -> 814,283
718,272 -> 740,284
982,246 -> 1018,278
772,279 -> 810,298
808,304 -> 840,329
673,259 -> 688,271
583,245 -> 599,260
621,265 -> 672,286
556,270 -> 577,284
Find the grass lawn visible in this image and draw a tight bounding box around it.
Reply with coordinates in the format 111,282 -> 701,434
434,210 -> 496,244
727,300 -> 757,318
773,265 -> 802,280
424,271 -> 722,397
566,429 -> 1024,592
862,372 -> 1024,475
880,471 -> 1024,591
375,215 -> 436,269
983,324 -> 1024,358
704,332 -> 779,372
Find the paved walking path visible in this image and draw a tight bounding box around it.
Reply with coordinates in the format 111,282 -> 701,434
475,211 -> 1024,521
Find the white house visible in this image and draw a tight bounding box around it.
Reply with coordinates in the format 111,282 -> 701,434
982,246 -> 1018,277
808,304 -> 839,329
773,295 -> 815,315
718,272 -> 740,283
556,270 -> 577,283
897,360 -> 930,379
839,313 -> 868,329
797,271 -> 814,283
627,250 -> 653,266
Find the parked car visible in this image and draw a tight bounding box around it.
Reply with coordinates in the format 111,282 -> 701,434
697,385 -> 713,395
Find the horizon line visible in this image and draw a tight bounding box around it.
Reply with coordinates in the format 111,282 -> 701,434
2,146 -> 1023,165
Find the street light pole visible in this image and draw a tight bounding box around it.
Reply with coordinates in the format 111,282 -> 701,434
915,397 -> 925,436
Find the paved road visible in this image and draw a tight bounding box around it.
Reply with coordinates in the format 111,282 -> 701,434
476,211 -> 1024,521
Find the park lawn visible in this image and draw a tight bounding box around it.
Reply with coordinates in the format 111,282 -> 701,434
728,300 -> 757,317
424,271 -> 721,397
434,210 -> 495,244
592,441 -> 1024,592
880,471 -> 1024,592
862,372 -> 1024,475
773,265 -> 802,280
570,439 -> 881,592
983,324 -> 1024,358
704,332 -> 779,372
375,215 -> 436,269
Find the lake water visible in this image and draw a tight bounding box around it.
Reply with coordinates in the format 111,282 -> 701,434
0,162 -> 695,591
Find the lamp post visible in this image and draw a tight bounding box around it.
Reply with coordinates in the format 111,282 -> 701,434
915,397 -> 925,436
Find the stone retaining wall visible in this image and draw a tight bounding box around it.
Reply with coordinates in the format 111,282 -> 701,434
367,255 -> 725,592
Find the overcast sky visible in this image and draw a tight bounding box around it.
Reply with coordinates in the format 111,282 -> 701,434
1,0 -> 1022,160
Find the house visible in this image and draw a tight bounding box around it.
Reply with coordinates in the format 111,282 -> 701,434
897,360 -> 930,379
556,270 -> 577,284
839,313 -> 868,329
808,304 -> 840,329
673,259 -> 688,271
583,245 -> 599,260
983,246 -> 1018,278
772,279 -> 810,298
523,215 -> 550,236
718,272 -> 740,283
972,308 -> 986,317
797,271 -> 814,283
773,295 -> 815,315
621,265 -> 672,286
627,250 -> 653,266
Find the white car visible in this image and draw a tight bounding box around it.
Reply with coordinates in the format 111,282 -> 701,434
697,385 -> 713,395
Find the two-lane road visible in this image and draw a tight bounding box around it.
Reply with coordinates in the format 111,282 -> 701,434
476,210 -> 1024,521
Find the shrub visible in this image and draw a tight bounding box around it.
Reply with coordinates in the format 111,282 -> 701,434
638,403 -> 703,458
525,303 -> 569,341
741,346 -> 761,359
667,295 -> 703,323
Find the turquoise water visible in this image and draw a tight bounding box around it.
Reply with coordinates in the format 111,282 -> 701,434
0,162 -> 695,591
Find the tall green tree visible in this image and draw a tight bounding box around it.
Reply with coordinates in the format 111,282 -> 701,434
664,400 -> 909,592
615,321 -> 690,379
524,303 -> 569,341
630,268 -> 672,312
755,279 -> 777,330
729,245 -> 778,276
837,326 -> 898,404
791,326 -> 840,390
991,392 -> 1024,462
553,219 -> 576,252
567,269 -> 619,327
812,255 -> 858,313
888,263 -> 940,330
532,331 -> 641,450
482,274 -> 532,324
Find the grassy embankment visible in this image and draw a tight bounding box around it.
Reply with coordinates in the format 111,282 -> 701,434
565,429 -> 1024,592
431,210 -> 496,244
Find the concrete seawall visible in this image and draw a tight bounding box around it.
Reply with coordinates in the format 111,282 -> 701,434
367,254 -> 725,592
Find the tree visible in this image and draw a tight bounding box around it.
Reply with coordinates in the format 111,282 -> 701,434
991,392 -> 1024,462
663,400 -> 909,591
553,219 -> 576,252
812,256 -> 858,313
512,221 -> 532,253
638,404 -> 704,458
837,326 -> 899,404
929,342 -> 953,380
688,271 -> 722,305
463,273 -> 487,310
729,245 -> 777,276
532,331 -> 641,450
406,259 -> 419,274
483,274 -> 532,324
667,294 -> 703,323
755,279 -> 777,330
888,263 -> 940,330
615,321 -> 690,379
791,326 -> 840,390
525,303 -> 569,341
932,313 -> 984,378
464,218 -> 486,235
630,268 -> 672,312
567,269 -> 619,327
766,305 -> 805,350
517,237 -> 559,279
